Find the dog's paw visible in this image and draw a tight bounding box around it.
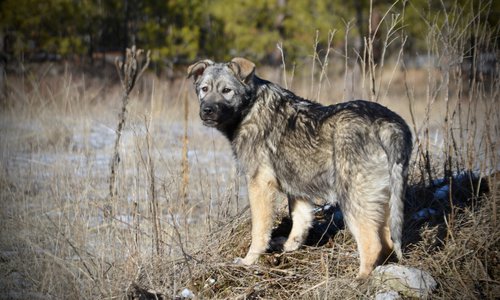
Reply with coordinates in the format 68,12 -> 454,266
355,272 -> 371,281
283,238 -> 302,252
233,255 -> 257,265
233,257 -> 244,264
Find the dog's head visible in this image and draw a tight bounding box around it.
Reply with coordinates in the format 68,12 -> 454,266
187,57 -> 255,129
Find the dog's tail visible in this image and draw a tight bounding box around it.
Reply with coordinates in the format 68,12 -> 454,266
380,123 -> 412,261
388,163 -> 405,260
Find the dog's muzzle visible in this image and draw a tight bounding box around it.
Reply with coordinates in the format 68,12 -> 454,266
200,102 -> 219,127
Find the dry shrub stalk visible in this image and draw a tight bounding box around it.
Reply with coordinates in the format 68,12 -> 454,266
108,46 -> 150,216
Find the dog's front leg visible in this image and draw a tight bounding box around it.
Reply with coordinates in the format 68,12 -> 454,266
235,166 -> 277,265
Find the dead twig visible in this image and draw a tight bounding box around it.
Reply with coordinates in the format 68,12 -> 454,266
108,46 -> 150,217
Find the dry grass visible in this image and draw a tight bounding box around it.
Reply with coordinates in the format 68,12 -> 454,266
1,3 -> 499,299
1,64 -> 497,299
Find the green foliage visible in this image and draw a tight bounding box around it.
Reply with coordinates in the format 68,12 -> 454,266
135,0 -> 206,63
0,0 -> 101,57
0,0 -> 497,66
209,0 -> 281,61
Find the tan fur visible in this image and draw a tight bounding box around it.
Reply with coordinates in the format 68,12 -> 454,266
354,221 -> 383,279
236,162 -> 278,265
380,204 -> 395,259
228,57 -> 255,83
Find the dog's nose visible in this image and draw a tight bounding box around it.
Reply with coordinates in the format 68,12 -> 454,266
201,103 -> 217,116
203,106 -> 214,115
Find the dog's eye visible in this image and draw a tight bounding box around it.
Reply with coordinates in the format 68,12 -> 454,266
201,86 -> 208,92
222,88 -> 232,94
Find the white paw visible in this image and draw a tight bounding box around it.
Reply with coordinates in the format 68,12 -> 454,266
233,254 -> 258,265
233,257 -> 244,264
283,238 -> 302,252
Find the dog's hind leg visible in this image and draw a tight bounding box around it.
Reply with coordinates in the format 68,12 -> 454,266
236,165 -> 277,265
283,197 -> 314,252
336,152 -> 390,278
344,211 -> 382,279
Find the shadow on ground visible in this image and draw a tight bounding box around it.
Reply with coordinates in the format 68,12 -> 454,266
268,171 -> 490,253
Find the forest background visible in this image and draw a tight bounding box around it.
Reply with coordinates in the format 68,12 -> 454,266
1,0 -> 498,70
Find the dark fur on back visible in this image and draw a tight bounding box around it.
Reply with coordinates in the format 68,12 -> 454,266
231,77 -> 412,199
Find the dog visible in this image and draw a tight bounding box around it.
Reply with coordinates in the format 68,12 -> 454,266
187,57 -> 413,278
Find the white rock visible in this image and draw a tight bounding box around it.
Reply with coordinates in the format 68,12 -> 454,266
375,290 -> 401,300
373,265 -> 437,298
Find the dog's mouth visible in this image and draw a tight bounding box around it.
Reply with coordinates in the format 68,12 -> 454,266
201,118 -> 219,127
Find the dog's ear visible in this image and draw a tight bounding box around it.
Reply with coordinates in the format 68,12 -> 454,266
187,59 -> 214,81
228,57 -> 255,84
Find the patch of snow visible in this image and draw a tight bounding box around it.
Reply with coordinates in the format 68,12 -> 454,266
115,214 -> 133,225
433,185 -> 449,200
204,277 -> 216,288
180,288 -> 194,299
432,177 -> 446,186
412,208 -> 438,221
